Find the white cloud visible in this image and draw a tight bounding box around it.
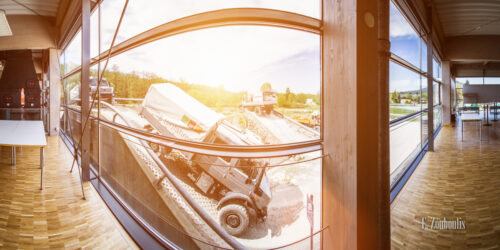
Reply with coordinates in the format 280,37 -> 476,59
108,26 -> 320,93
390,2 -> 419,38
65,1 -> 322,93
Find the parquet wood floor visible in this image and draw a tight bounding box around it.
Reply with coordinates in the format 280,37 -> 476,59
0,136 -> 137,249
391,119 -> 500,249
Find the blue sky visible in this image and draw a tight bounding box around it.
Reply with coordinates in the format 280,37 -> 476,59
389,1 -> 428,93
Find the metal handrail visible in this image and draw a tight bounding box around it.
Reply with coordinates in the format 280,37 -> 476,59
61,104 -> 322,158
390,103 -> 442,127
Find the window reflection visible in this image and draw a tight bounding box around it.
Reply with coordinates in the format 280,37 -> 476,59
91,9 -> 99,58
64,30 -> 82,75
389,62 -> 423,120
390,115 -> 422,183
390,2 -> 421,68
421,40 -> 427,71
433,82 -> 440,105
100,0 -> 126,52
432,58 -> 441,81
59,4 -> 323,248
456,77 -> 500,85
101,25 -> 321,145
104,0 -> 321,45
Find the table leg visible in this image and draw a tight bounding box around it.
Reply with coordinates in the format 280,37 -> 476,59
492,102 -> 498,121
461,120 -> 464,142
11,146 -> 15,165
480,121 -> 482,141
484,105 -> 492,126
40,147 -> 44,190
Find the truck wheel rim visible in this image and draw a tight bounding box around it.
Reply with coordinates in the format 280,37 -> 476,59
226,214 -> 241,228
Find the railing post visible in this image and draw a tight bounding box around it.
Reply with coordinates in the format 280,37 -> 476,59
81,0 -> 91,181
427,4 -> 434,152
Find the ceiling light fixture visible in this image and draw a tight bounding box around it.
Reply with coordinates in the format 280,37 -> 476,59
0,10 -> 12,37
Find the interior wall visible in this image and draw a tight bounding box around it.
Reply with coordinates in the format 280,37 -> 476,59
0,15 -> 55,50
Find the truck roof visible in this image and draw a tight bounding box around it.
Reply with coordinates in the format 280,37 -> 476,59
142,83 -> 223,129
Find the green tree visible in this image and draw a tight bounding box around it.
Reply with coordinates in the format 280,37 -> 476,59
260,82 -> 272,92
391,90 -> 400,104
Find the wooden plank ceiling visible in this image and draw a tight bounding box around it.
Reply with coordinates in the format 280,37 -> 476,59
434,0 -> 500,37
0,0 -> 59,16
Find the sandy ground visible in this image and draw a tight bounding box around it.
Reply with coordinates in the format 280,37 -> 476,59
237,151 -> 322,249
253,114 -> 315,143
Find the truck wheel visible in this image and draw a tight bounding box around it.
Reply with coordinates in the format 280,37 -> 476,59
218,203 -> 249,236
265,107 -> 272,115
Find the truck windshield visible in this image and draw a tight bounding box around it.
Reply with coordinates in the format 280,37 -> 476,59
90,79 -> 109,87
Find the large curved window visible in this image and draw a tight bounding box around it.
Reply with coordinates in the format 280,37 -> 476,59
104,0 -> 321,46
101,25 -> 320,145
60,1 -> 323,249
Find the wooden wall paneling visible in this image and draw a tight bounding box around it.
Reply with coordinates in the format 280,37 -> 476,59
322,0 -> 390,249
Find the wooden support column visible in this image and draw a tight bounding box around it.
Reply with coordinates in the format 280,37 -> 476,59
322,0 -> 390,249
81,0 -> 91,181
442,61 -> 452,125
48,48 -> 61,136
426,5 -> 434,152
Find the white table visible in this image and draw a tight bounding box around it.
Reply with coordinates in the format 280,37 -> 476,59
461,113 -> 482,141
0,120 -> 47,189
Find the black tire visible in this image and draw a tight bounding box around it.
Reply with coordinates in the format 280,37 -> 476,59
265,106 -> 272,115
218,203 -> 250,236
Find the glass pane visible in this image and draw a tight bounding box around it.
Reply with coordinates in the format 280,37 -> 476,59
389,61 -> 422,120
432,58 -> 441,81
421,39 -> 427,72
433,82 -> 440,105
98,125 -> 322,248
108,0 -> 321,45
91,8 -> 99,58
390,2 -> 421,68
456,77 -> 483,85
100,0 -> 126,52
98,125 -> 199,248
101,25 -> 321,145
89,65 -> 100,171
433,105 -> 442,130
65,72 -> 81,108
64,30 -> 82,75
63,73 -> 82,145
95,25 -> 321,247
390,114 -> 422,184
421,109 -> 428,145
484,77 -> 500,84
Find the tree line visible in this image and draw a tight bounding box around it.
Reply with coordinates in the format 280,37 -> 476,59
98,65 -> 320,109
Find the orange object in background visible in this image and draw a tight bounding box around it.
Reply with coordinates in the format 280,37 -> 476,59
20,88 -> 25,106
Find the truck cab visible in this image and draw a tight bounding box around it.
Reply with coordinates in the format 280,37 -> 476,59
89,77 -> 114,103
